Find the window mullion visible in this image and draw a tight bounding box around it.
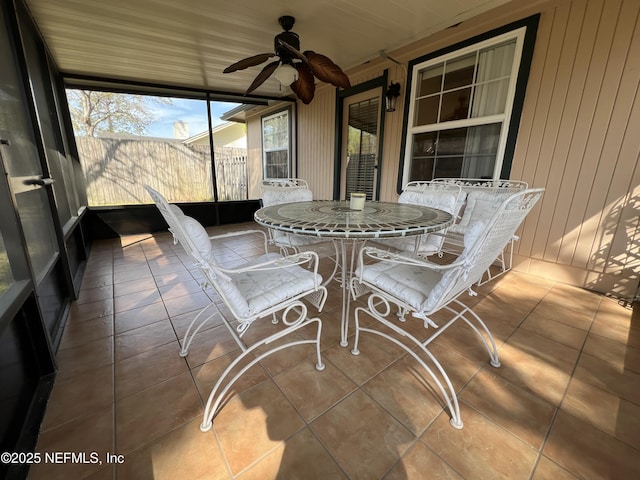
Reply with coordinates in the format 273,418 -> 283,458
409,113 -> 506,135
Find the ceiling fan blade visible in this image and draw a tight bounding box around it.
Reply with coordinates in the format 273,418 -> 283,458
291,63 -> 315,104
304,51 -> 351,89
277,39 -> 308,62
245,61 -> 280,94
223,53 -> 275,73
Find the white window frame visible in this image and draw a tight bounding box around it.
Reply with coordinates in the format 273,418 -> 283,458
402,27 -> 527,187
261,108 -> 292,179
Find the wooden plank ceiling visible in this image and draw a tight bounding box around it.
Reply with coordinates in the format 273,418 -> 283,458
25,0 -> 510,97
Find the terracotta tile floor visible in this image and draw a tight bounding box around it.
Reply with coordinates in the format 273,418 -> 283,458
29,223 -> 640,479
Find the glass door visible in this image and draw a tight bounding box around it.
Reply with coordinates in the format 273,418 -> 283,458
340,88 -> 382,200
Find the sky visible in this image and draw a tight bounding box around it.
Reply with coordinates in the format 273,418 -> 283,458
146,98 -> 241,139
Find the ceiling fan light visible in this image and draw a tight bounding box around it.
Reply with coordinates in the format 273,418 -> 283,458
274,64 -> 298,86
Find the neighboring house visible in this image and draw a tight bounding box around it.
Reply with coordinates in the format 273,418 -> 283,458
183,121 -> 247,148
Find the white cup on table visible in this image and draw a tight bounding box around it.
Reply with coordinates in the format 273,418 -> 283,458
350,192 -> 366,210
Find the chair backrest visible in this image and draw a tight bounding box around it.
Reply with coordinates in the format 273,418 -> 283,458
432,178 -> 528,228
262,178 -> 309,188
422,188 -> 544,312
261,178 -> 313,207
432,178 -> 528,192
144,185 -> 217,268
145,185 -> 264,320
400,181 -> 464,215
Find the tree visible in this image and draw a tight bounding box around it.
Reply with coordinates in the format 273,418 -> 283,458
66,90 -> 172,137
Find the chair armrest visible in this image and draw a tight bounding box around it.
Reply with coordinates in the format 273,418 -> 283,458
358,246 -> 467,273
208,229 -> 269,253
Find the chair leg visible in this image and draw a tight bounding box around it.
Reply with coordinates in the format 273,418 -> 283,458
179,302 -> 219,357
200,313 -> 324,431
477,238 -> 515,286
446,300 -> 501,368
350,295 -> 463,429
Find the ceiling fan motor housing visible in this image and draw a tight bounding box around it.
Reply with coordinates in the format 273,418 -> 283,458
274,30 -> 300,64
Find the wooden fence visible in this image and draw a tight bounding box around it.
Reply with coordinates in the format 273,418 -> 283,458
76,137 -> 248,205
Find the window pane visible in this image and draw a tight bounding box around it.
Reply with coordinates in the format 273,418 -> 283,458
262,110 -> 290,179
477,40 -> 516,82
412,131 -> 437,156
410,132 -> 437,180
414,96 -> 440,126
209,103 -> 248,201
434,156 -> 464,179
265,150 -> 289,178
409,157 -> 434,182
440,88 -> 471,122
472,78 -> 510,117
461,123 -> 501,178
418,64 -> 443,97
443,53 -> 476,91
437,128 -> 467,156
15,189 -> 59,283
67,92 -> 250,204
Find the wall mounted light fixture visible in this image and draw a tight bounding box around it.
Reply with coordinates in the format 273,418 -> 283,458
385,82 -> 401,112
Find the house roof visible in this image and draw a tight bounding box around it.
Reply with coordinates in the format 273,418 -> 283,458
182,121 -> 244,144
24,0 -> 511,98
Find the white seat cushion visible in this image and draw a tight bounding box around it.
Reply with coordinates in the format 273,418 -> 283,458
357,260 -> 444,312
217,253 -> 322,319
359,219 -> 491,313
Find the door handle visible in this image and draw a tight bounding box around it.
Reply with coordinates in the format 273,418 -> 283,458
25,177 -> 55,186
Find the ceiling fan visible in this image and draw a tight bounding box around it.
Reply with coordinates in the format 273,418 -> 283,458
223,16 -> 351,104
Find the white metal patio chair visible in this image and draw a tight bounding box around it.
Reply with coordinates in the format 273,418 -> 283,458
261,178 -> 340,283
432,178 -> 529,284
144,185 -> 328,431
368,181 -> 464,257
350,188 -> 544,429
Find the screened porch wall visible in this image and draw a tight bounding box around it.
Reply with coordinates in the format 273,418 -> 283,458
291,0 -> 640,301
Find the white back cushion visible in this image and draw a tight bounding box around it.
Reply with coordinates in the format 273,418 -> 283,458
398,190 -> 458,214
262,187 -> 313,206
457,190 -> 509,229
180,216 -> 216,264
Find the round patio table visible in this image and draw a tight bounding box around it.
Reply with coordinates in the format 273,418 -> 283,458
254,200 -> 453,345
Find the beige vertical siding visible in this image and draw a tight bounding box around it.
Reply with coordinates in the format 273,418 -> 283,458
297,86 -> 336,200
247,0 -> 640,299
246,111 -> 263,200
513,0 -> 640,299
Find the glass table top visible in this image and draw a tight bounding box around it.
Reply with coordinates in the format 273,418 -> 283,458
254,200 -> 453,239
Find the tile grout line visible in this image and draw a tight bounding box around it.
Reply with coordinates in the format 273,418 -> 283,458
526,292 -> 603,480
110,239 -> 118,479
